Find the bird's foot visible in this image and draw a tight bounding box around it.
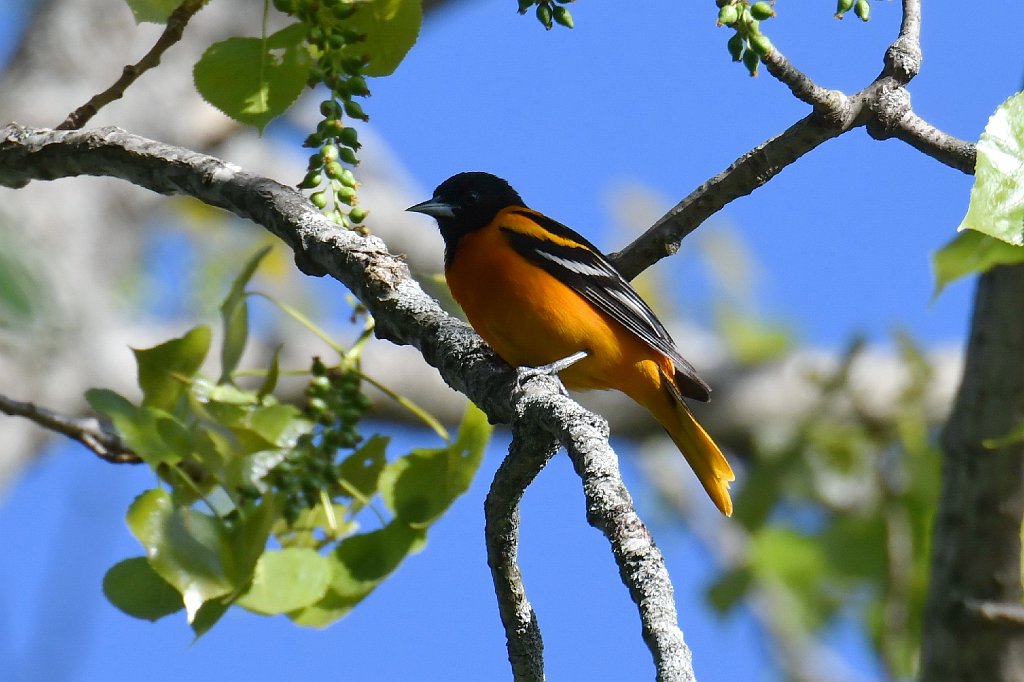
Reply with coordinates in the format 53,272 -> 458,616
514,351 -> 588,398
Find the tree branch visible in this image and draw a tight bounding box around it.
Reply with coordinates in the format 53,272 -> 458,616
921,265 -> 1024,681
611,0 -> 972,281
0,123 -> 696,681
513,377 -> 696,682
890,110 -> 976,174
484,416 -> 558,682
0,392 -> 140,464
610,115 -> 842,280
55,0 -> 207,130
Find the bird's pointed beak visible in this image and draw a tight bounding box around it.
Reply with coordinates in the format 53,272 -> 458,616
407,198 -> 455,219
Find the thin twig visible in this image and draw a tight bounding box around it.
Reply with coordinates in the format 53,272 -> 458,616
56,0 -> 207,130
964,599 -> 1024,628
0,393 -> 140,464
891,110 -> 976,174
883,0 -> 922,83
610,115 -> 843,280
612,0 -> 970,282
484,423 -> 557,681
761,48 -> 850,117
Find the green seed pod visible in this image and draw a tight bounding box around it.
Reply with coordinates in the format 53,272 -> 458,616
332,3 -> 356,19
321,144 -> 339,162
311,357 -> 328,376
748,32 -> 773,57
742,46 -> 760,76
341,29 -> 367,43
518,0 -> 534,14
344,99 -> 369,121
717,3 -> 739,26
307,396 -> 328,415
347,75 -> 371,97
339,126 -> 360,149
348,206 -> 368,223
302,133 -> 322,148
341,57 -> 367,76
553,6 -> 573,28
308,152 -> 324,169
727,32 -> 745,61
745,17 -> 761,35
750,1 -> 774,20
854,0 -> 869,21
311,190 -> 329,209
835,0 -> 854,18
339,147 -> 358,165
325,161 -> 344,178
336,185 -> 357,205
339,168 -> 357,188
310,375 -> 331,392
299,171 -> 322,189
536,3 -> 553,29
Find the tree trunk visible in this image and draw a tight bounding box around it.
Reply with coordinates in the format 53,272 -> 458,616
921,264 -> 1024,681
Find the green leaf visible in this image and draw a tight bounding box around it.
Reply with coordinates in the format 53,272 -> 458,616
339,435 -> 389,499
705,567 -> 753,614
0,244 -> 44,328
126,489 -> 235,622
226,497 -> 280,580
237,548 -> 333,615
248,403 -> 311,446
289,520 -> 426,627
133,326 -> 212,411
85,389 -> 180,465
339,0 -> 422,77
190,599 -> 229,639
124,0 -> 180,23
379,402 -> 490,526
219,246 -> 272,383
258,345 -> 283,399
931,229 -> 1024,295
716,305 -> 793,365
958,91 -> 1024,245
103,557 -> 184,621
749,526 -> 837,631
193,27 -> 310,132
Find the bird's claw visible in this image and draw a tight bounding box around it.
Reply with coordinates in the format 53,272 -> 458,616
513,351 -> 588,399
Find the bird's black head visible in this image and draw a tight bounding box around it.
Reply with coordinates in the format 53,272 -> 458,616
407,172 -> 525,263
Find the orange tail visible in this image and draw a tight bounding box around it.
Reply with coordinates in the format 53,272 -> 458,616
631,366 -> 734,516
663,399 -> 735,516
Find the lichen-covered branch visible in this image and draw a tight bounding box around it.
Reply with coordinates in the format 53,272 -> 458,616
484,416 -> 558,682
514,377 -> 696,682
0,123 -> 696,681
0,392 -> 140,464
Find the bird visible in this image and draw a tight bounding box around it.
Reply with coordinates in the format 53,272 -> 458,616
408,172 -> 735,515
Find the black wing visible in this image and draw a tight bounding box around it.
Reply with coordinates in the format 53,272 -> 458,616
501,209 -> 710,401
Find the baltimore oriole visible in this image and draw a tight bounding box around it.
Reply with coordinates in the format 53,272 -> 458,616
408,172 -> 735,515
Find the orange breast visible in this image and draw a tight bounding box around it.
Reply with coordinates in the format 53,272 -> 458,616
444,210 -> 671,396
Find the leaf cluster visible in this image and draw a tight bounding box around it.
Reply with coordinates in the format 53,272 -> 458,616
93,248 -> 492,634
705,333 -> 939,678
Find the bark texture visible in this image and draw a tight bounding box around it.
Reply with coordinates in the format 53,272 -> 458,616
922,265 -> 1024,682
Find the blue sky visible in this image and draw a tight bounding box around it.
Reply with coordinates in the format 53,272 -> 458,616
1,1 -> 1019,680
